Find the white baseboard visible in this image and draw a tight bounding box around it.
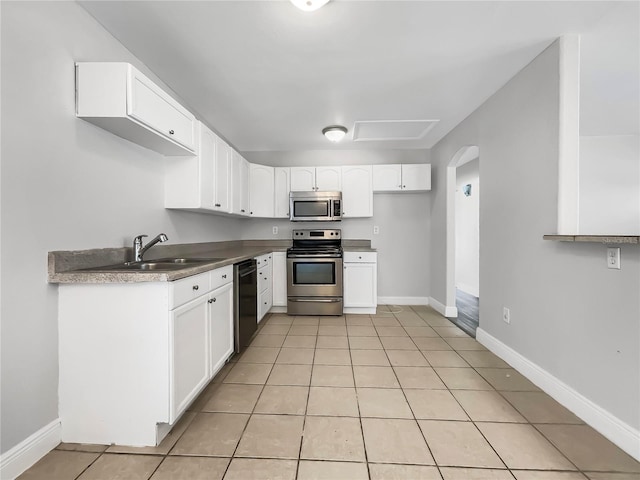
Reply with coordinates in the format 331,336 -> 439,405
476,328 -> 640,461
378,297 -> 429,306
0,419 -> 61,480
344,307 -> 377,314
428,297 -> 458,317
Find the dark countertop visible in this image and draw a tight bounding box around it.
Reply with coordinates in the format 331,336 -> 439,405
49,238 -> 375,284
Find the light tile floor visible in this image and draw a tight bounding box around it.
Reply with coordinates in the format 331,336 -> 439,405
20,306 -> 640,480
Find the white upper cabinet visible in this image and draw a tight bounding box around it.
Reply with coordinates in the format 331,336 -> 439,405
274,167 -> 291,218
231,151 -> 250,216
76,62 -> 196,155
213,137 -> 231,213
372,164 -> 431,192
401,164 -> 431,191
316,166 -> 342,191
290,167 -> 316,191
249,164 -> 275,218
290,166 -> 342,191
341,165 -> 373,218
165,122 -> 231,213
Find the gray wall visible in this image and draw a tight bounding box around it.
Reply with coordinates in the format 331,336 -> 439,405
242,150 -> 431,299
0,1 -> 244,454
429,40 -> 640,429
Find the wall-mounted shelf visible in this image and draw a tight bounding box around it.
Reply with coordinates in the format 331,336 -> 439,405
543,235 -> 639,244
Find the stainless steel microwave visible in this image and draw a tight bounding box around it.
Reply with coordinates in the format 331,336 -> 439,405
289,191 -> 342,222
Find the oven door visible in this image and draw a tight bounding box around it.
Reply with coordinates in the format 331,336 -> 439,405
287,256 -> 343,298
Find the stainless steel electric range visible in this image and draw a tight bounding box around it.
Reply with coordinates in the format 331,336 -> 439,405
286,229 -> 343,316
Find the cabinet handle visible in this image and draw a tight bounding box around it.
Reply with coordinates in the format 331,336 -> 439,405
193,285 -> 199,291
208,298 -> 214,304
213,298 -> 217,303
222,274 -> 227,279
169,130 -> 175,135
403,185 -> 406,188
241,209 -> 245,213
215,203 -> 221,207
359,256 -> 362,259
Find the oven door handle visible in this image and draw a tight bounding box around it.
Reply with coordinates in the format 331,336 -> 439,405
287,254 -> 342,258
288,298 -> 342,303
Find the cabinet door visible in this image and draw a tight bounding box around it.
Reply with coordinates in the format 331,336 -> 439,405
316,166 -> 342,191
344,263 -> 377,308
341,165 -> 373,218
258,288 -> 272,323
240,156 -> 250,216
290,167 -> 316,191
274,167 -> 291,218
127,66 -> 196,151
209,283 -> 234,378
402,164 -> 431,191
272,252 -> 287,307
372,164 -> 402,192
214,137 -> 231,212
249,164 -> 275,218
170,296 -> 209,423
230,153 -> 250,216
199,125 -> 216,209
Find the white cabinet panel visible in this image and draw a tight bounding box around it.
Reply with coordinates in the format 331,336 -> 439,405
214,137 -> 231,212
170,296 -> 209,423
372,164 -> 402,192
402,164 -> 431,191
373,164 -> 431,192
164,122 -> 231,213
76,62 -> 196,155
231,151 -> 250,216
272,252 -> 287,307
209,282 -> 234,378
344,251 -> 377,314
316,166 -> 342,191
274,167 -> 291,218
256,253 -> 273,322
249,164 -> 275,218
341,165 -> 373,218
290,167 -> 316,191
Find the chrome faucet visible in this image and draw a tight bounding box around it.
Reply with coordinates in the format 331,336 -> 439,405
133,233 -> 168,262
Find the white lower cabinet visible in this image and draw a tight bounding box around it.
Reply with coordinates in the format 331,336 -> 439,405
343,251 -> 377,314
209,282 -> 234,375
170,296 -> 210,422
58,265 -> 234,447
256,253 -> 273,322
272,251 -> 287,310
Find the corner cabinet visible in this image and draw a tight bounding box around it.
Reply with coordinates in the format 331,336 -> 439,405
343,251 -> 377,314
372,164 -> 431,192
165,121 -> 231,214
58,266 -> 234,447
75,62 -> 196,155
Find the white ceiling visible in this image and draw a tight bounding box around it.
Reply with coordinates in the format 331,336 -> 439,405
79,1 -> 637,152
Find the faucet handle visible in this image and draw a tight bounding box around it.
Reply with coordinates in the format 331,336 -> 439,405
134,234 -> 148,244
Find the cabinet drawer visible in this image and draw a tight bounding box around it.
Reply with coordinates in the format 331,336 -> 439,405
257,266 -> 271,293
128,67 -> 196,151
344,251 -> 377,263
255,253 -> 271,268
210,265 -> 233,291
169,272 -> 211,310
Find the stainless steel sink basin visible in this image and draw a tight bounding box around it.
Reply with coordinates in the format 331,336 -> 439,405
85,257 -> 226,272
155,257 -> 225,264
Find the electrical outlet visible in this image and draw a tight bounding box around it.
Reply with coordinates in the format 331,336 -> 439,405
503,307 -> 511,324
607,247 -> 620,269
373,225 -> 380,235
272,226 -> 278,235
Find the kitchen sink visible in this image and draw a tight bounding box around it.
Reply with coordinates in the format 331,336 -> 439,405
82,257 -> 226,272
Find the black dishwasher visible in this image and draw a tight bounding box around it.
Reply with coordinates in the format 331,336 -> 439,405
234,259 -> 257,353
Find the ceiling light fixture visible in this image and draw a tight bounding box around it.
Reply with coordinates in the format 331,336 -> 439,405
322,125 -> 348,143
290,0 -> 330,12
